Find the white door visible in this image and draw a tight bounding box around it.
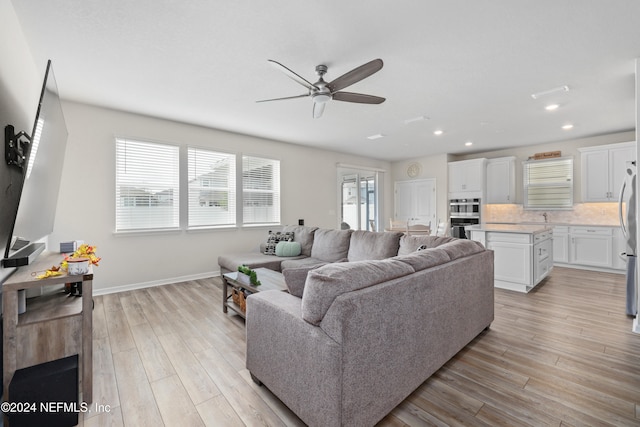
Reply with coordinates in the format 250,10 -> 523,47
395,181 -> 414,222
394,179 -> 436,225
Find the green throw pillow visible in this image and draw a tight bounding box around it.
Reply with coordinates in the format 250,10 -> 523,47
275,241 -> 301,257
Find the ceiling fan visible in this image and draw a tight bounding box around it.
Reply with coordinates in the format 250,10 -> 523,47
257,58 -> 386,118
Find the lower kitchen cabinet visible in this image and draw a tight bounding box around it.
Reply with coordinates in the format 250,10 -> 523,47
468,227 -> 553,293
552,226 -> 569,263
553,225 -> 624,271
569,227 -> 613,267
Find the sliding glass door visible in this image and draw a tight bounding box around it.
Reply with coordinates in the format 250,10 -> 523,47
339,170 -> 379,231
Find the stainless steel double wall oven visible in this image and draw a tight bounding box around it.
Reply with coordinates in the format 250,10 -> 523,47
449,198 -> 481,238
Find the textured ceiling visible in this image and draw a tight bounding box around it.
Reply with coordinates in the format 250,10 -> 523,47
10,0 -> 640,161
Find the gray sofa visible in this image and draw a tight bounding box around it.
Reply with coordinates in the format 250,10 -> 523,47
218,225 -> 411,274
242,230 -> 494,427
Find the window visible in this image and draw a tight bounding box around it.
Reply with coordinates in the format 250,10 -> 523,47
242,155 -> 280,225
115,138 -> 180,231
187,147 -> 236,227
523,157 -> 573,209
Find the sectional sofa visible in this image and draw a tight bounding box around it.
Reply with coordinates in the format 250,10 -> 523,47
218,226 -> 494,426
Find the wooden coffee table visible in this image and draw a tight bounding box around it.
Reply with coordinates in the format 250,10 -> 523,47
222,268 -> 286,318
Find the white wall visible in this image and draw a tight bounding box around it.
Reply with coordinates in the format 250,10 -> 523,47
50,102 -> 391,293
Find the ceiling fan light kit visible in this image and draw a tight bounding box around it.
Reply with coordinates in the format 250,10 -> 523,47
258,58 -> 386,118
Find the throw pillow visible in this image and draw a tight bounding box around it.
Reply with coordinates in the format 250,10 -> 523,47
264,231 -> 294,255
275,241 -> 302,257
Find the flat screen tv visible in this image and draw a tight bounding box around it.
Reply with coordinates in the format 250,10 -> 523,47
1,60 -> 68,267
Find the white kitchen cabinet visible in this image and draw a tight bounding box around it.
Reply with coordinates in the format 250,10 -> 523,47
579,141 -> 636,202
569,226 -> 613,268
468,225 -> 553,293
448,158 -> 486,199
553,225 -> 625,272
489,239 -> 532,286
552,226 -> 569,263
486,156 -> 516,204
534,236 -> 553,284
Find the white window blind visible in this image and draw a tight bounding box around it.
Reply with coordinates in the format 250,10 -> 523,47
188,147 -> 236,227
115,138 -> 180,231
242,155 -> 280,225
523,157 -> 573,209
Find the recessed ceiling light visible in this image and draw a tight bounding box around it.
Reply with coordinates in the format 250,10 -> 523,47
367,133 -> 385,140
531,85 -> 569,99
545,104 -> 559,111
465,141 -> 473,147
404,115 -> 429,124
434,130 -> 443,136
562,124 -> 574,130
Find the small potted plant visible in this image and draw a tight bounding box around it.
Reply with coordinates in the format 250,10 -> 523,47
237,265 -> 261,286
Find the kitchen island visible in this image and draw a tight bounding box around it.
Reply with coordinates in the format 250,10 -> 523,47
466,224 -> 554,293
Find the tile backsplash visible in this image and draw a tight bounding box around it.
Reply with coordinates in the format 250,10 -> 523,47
484,203 -> 620,226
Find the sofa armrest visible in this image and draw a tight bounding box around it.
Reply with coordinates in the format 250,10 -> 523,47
245,291 -> 343,427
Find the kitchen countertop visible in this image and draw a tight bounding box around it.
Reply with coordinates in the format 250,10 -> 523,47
466,223 -> 554,234
485,221 -> 620,227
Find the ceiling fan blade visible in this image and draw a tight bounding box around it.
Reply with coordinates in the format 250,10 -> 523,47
332,92 -> 386,104
268,60 -> 318,91
312,101 -> 326,118
256,93 -> 310,103
326,59 -> 383,93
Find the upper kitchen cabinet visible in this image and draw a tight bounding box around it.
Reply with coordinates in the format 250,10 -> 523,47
579,141 -> 636,202
486,156 -> 516,204
448,158 -> 486,199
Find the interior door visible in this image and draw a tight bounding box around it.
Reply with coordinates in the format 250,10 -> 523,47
394,179 -> 436,225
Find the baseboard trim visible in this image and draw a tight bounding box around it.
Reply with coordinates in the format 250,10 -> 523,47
94,270 -> 221,296
553,263 -> 625,275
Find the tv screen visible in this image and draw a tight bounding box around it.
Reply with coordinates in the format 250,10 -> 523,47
2,60 -> 67,261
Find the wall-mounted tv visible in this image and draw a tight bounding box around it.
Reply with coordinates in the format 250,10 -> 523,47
1,60 -> 68,267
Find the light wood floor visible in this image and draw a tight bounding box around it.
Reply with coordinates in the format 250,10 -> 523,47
77,266 -> 640,427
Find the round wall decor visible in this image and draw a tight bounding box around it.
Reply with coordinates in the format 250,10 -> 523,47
406,162 -> 421,178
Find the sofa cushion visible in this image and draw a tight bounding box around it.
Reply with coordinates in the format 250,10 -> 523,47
438,239 -> 485,260
281,257 -> 329,270
397,234 -> 456,256
301,259 -> 415,325
282,225 -> 318,257
282,264 -> 325,297
264,231 -> 294,255
393,248 -> 451,271
275,241 -> 302,257
347,230 -> 403,262
310,229 -> 353,262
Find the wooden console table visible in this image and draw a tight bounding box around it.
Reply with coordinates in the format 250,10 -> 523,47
2,251 -> 93,406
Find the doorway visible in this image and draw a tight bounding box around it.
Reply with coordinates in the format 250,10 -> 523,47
338,168 -> 381,231
394,178 -> 437,227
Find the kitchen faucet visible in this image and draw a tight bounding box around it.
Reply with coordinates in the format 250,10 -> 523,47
542,212 -> 548,223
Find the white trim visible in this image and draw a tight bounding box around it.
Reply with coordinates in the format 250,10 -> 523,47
93,270 -> 219,296
336,163 -> 387,173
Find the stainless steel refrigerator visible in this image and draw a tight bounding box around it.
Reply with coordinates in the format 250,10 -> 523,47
619,160 -> 637,315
